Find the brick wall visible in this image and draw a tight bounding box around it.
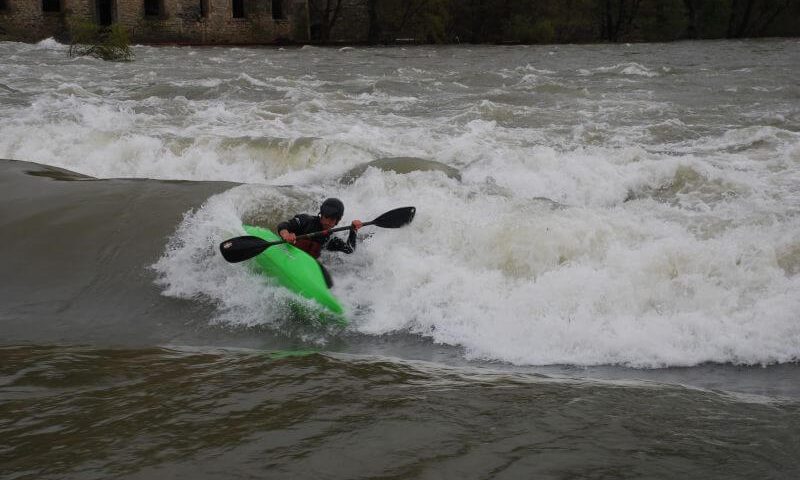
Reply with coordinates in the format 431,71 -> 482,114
0,0 -> 70,41
0,0 -> 312,44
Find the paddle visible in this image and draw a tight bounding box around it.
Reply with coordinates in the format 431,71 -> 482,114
219,206 -> 416,263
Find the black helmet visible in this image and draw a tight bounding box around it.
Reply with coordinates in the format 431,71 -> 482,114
319,197 -> 344,220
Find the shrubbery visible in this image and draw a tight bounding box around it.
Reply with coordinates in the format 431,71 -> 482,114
68,21 -> 133,62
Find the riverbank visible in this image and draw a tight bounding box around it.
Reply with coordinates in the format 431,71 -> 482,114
2,0 -> 800,47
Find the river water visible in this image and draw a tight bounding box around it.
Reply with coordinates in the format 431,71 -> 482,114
1,38 -> 799,478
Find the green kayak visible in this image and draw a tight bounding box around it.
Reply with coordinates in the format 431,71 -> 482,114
242,225 -> 346,324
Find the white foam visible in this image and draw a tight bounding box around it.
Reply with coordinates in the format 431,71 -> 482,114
4,42 -> 799,367
151,185 -> 304,327
34,37 -> 67,51
151,162 -> 800,367
603,62 -> 660,77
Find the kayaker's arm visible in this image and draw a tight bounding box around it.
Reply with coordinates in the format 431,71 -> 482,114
325,222 -> 360,254
277,214 -> 313,244
277,216 -> 299,233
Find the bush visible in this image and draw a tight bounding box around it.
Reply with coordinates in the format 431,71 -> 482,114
507,15 -> 555,44
68,21 -> 134,62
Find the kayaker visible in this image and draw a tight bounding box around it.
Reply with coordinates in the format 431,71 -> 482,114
277,197 -> 363,259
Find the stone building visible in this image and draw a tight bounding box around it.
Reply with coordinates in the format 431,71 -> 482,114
0,0 -> 316,44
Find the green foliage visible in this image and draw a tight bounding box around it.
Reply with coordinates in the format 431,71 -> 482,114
419,10 -> 449,43
637,0 -> 687,41
373,0 -> 800,44
365,0 -> 450,44
413,0 -> 450,43
507,16 -> 556,44
551,0 -> 601,43
68,21 -> 134,62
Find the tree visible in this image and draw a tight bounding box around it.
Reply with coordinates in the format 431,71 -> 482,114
68,21 -> 133,62
600,0 -> 643,42
367,0 -> 381,43
366,0 -> 450,44
683,0 -> 699,37
727,0 -> 792,38
309,0 -> 345,43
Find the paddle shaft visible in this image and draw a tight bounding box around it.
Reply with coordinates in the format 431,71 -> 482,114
273,221 -> 373,248
219,206 -> 415,263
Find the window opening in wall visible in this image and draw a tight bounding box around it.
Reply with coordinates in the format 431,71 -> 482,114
271,0 -> 284,20
232,0 -> 244,18
199,0 -> 209,18
0,0 -> 8,12
42,0 -> 61,12
97,0 -> 113,25
144,0 -> 159,16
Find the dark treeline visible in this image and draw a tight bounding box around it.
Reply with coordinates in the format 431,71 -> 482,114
310,0 -> 800,44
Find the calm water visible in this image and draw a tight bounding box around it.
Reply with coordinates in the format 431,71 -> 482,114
1,38 -> 799,478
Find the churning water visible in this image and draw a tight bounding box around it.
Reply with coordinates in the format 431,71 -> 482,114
1,38 -> 799,479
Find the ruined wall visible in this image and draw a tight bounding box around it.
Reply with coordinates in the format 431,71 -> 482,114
121,0 -> 307,44
0,0 -> 310,44
0,0 -> 70,41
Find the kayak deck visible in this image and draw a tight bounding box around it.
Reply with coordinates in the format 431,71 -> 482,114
242,225 -> 345,321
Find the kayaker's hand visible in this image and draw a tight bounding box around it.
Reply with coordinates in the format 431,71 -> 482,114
351,220 -> 363,231
279,229 -> 296,244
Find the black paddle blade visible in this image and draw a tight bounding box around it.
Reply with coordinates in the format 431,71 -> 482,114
219,235 -> 271,263
371,206 -> 416,228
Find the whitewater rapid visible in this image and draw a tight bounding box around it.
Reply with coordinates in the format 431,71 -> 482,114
1,38 -> 799,367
